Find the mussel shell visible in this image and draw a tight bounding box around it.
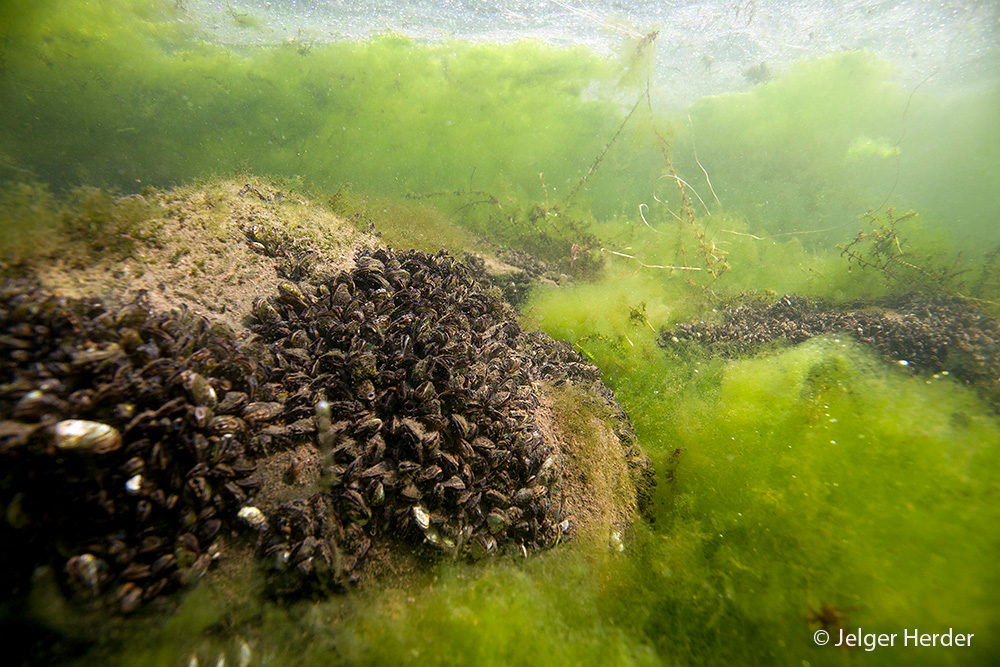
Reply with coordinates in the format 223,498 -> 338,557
115,303 -> 149,328
468,533 -> 497,560
209,415 -> 247,435
181,371 -> 218,408
13,390 -> 69,421
117,582 -> 143,613
242,401 -> 284,423
412,504 -> 431,531
50,420 -> 122,454
215,391 -> 249,415
486,511 -> 509,535
277,281 -> 311,309
252,297 -> 283,324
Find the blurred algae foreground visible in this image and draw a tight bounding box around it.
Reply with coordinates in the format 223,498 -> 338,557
1,0 -> 999,666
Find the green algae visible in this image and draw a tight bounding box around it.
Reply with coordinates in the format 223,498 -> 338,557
1,2 -> 999,665
66,329 -> 1000,666
526,285 -> 1000,665
0,1 -> 620,202
0,181 -> 61,259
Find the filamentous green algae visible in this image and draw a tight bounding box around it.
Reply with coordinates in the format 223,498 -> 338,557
2,1 -> 999,665
524,284 -> 1000,665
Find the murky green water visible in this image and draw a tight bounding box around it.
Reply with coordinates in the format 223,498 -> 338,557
2,1 -> 999,665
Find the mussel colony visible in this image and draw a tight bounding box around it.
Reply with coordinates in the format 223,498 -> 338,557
1,248 -> 647,614
660,293 -> 1000,406
0,284 -> 270,613
247,248 -> 621,593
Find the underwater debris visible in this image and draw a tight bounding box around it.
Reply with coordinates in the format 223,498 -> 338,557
660,293 -> 1000,407
0,283 -> 271,613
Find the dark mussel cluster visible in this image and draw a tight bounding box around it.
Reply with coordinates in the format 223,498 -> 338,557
0,246 -> 647,612
660,293 -> 1000,405
247,248 -> 586,587
0,283 -> 272,613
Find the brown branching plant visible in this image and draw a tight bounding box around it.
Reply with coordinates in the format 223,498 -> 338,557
972,246 -> 1000,308
652,128 -> 730,283
839,207 -> 921,279
839,207 -> 999,314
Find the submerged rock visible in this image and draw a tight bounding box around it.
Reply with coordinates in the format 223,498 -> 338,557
0,244 -> 653,612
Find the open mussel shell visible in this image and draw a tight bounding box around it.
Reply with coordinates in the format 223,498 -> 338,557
468,533 -> 497,560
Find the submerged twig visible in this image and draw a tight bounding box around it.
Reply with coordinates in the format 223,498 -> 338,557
601,247 -> 702,271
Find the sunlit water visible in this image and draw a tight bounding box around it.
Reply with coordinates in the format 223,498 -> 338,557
186,0 -> 998,105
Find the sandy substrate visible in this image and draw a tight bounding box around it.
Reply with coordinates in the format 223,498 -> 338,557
21,178 -> 376,332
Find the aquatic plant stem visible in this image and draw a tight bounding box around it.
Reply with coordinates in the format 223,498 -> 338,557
688,112 -> 721,208
563,93 -> 643,208
600,247 -> 702,271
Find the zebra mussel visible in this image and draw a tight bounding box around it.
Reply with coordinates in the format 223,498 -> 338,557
244,248 -> 617,588
0,284 -> 272,613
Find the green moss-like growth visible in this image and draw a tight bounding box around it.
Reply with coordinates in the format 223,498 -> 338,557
0,180 -> 61,259
652,337 -> 1000,664
60,187 -> 156,258
0,3 -> 620,204
527,264 -> 1000,664
326,188 -> 488,257
541,382 -> 651,548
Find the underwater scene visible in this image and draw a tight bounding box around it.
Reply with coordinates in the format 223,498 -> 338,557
1,1 -> 999,665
